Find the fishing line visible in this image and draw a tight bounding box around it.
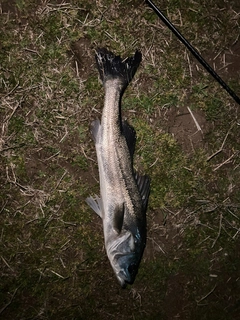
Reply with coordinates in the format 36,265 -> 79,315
146,0 -> 240,105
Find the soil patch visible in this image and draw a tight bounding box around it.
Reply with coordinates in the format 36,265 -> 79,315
165,106 -> 211,153
70,37 -> 95,80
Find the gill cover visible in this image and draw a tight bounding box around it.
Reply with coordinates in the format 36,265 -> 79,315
108,230 -> 138,287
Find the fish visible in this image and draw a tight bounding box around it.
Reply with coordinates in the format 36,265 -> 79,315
86,48 -> 150,287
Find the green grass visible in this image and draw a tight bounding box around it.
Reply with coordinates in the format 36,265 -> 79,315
0,0 -> 239,319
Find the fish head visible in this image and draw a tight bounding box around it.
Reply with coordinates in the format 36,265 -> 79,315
107,230 -> 144,287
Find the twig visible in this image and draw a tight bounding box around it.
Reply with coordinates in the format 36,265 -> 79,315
54,170 -> 67,190
59,125 -> 69,143
60,257 -> 66,269
6,165 -> 28,191
186,52 -> 193,79
1,256 -> 14,272
213,152 -> 238,171
0,201 -> 8,214
148,237 -> 166,254
5,100 -> 22,123
212,213 -> 223,247
187,107 -> 202,132
0,143 -> 26,152
50,270 -> 65,279
233,228 -> 240,239
75,60 -> 79,78
3,81 -> 19,97
24,48 -> 41,57
129,288 -> 142,306
43,151 -> 60,161
149,157 -> 159,168
227,208 -> 240,221
207,124 -> 234,161
81,146 -> 95,162
0,287 -> 20,315
196,284 -> 217,304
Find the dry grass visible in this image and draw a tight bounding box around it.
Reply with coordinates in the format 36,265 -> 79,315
0,0 -> 240,319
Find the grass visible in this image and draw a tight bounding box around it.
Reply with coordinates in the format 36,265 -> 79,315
0,0 -> 240,319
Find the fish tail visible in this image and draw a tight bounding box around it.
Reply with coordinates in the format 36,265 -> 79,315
95,48 -> 142,89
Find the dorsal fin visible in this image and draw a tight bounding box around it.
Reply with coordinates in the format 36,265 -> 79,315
122,120 -> 136,160
135,171 -> 150,212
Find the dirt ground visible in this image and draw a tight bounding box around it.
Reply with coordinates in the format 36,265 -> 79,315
1,0 -> 240,319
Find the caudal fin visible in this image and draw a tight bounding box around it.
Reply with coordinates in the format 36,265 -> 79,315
95,48 -> 142,89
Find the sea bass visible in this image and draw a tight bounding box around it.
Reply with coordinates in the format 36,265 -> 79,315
86,48 -> 150,287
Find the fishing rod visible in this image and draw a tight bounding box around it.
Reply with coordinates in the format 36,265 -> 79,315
146,0 -> 240,105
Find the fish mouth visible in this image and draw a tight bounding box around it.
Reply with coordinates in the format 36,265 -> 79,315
116,271 -> 132,288
117,275 -> 128,288
115,263 -> 138,288
109,251 -> 140,287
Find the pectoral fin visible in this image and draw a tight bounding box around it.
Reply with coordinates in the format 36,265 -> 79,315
113,203 -> 125,234
86,195 -> 103,218
135,171 -> 150,213
91,119 -> 101,144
